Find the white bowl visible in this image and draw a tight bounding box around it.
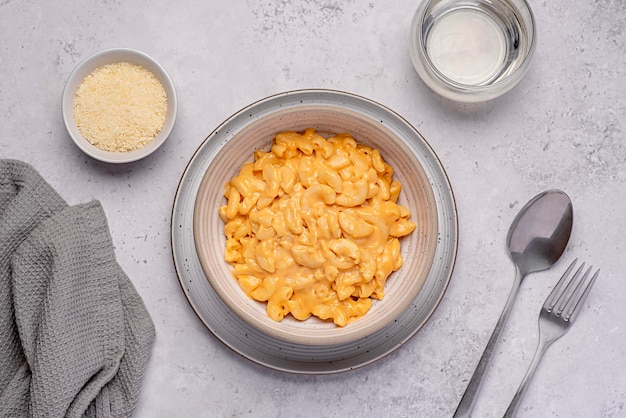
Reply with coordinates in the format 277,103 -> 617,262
62,48 -> 177,163
193,92 -> 440,346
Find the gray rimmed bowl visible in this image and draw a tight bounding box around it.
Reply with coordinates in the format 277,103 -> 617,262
193,90 -> 447,346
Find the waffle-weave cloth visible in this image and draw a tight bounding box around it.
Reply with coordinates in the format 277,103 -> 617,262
0,160 -> 155,417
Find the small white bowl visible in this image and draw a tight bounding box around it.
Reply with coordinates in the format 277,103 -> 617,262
62,48 -> 177,163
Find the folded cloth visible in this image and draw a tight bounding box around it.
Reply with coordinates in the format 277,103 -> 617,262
0,160 -> 155,418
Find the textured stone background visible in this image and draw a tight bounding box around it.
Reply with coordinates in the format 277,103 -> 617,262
1,1 -> 624,417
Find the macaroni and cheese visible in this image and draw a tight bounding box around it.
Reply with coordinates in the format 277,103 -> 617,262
219,128 -> 416,327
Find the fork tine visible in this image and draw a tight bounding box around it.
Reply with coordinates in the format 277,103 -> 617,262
563,268 -> 600,322
557,265 -> 591,317
554,263 -> 588,316
543,259 -> 578,312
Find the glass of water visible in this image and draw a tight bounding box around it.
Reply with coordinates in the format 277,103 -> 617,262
409,0 -> 536,102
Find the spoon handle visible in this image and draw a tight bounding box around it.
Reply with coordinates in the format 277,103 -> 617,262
453,268 -> 524,418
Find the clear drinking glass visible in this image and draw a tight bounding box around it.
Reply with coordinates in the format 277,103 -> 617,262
410,0 -> 536,102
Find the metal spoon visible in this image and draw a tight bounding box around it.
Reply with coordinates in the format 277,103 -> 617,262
453,189 -> 573,418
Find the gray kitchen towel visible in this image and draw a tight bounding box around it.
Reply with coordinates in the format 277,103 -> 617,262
0,159 -> 155,417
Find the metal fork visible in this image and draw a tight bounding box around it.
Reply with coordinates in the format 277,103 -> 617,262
504,259 -> 600,417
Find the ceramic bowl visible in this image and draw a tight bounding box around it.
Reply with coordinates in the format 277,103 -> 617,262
193,91 -> 440,346
62,48 -> 177,163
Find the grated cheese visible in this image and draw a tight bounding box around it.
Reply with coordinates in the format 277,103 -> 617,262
73,62 -> 167,152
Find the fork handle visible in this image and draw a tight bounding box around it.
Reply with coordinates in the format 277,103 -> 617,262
453,269 -> 524,418
503,335 -> 553,417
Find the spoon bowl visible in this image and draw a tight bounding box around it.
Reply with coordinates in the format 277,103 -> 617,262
507,190 -> 573,276
454,189 -> 573,417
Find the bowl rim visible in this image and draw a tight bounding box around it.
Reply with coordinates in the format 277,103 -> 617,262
61,47 -> 177,164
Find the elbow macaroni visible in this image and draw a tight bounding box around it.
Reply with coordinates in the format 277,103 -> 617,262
219,128 -> 416,327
